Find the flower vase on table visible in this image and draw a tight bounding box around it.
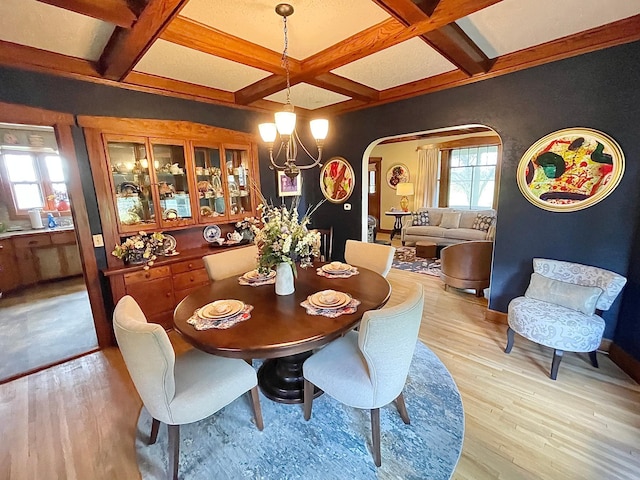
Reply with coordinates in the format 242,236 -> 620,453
254,197 -> 323,296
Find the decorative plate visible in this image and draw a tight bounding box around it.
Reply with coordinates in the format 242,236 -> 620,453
203,224 -> 221,243
199,300 -> 244,319
200,206 -> 213,217
386,164 -> 409,189
319,156 -> 354,204
163,234 -> 177,253
163,208 -> 178,220
117,181 -> 141,196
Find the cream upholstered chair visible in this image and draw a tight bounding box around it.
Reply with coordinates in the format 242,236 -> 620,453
505,259 -> 626,380
302,283 -> 424,466
344,239 -> 396,277
203,244 -> 258,281
113,296 -> 263,480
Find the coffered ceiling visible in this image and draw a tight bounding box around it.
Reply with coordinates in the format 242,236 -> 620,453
1,0 -> 639,117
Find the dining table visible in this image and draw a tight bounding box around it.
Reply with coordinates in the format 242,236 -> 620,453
173,261 -> 391,404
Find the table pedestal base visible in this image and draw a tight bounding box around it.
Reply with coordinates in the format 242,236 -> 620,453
257,352 -> 322,404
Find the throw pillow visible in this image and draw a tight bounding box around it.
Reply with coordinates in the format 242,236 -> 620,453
411,211 -> 429,226
524,273 -> 603,315
472,213 -> 495,232
439,212 -> 461,229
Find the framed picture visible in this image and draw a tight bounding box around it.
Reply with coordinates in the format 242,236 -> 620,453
277,171 -> 302,197
320,156 -> 355,204
517,128 -> 625,212
386,163 -> 409,189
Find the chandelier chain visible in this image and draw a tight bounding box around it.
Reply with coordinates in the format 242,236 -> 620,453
282,15 -> 291,105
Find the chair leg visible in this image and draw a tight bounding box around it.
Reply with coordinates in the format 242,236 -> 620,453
303,379 -> 314,421
168,424 -> 180,480
505,327 -> 515,353
249,386 -> 264,431
149,418 -> 160,445
550,349 -> 564,380
370,408 -> 381,467
395,392 -> 410,424
589,350 -> 599,368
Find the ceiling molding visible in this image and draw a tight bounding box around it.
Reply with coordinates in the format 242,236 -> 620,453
124,71 -> 235,103
161,16 -> 301,76
35,0 -> 138,28
316,13 -> 640,116
98,0 -> 189,81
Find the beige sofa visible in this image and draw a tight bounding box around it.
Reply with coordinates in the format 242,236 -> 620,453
401,207 -> 496,246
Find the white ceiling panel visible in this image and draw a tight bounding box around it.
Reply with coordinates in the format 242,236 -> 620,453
331,38 -> 456,91
180,0 -> 390,59
0,0 -> 114,61
265,83 -> 350,110
135,40 -> 271,91
458,0 -> 640,58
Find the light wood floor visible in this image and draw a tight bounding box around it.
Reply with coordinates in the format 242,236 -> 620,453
1,264 -> 639,479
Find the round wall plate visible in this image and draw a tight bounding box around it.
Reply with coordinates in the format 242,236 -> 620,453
203,224 -> 221,243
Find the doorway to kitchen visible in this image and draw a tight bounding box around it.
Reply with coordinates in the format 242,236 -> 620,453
0,121 -> 98,383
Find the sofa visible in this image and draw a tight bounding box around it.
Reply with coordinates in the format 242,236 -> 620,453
401,207 -> 496,246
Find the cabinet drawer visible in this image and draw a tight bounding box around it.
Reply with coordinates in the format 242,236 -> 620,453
124,265 -> 171,286
172,268 -> 209,291
171,258 -> 205,274
125,277 -> 174,316
13,234 -> 52,249
51,231 -> 77,245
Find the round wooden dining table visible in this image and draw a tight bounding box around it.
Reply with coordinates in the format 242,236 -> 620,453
173,262 -> 391,404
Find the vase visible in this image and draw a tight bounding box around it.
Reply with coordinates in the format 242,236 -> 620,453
127,249 -> 146,265
275,262 -> 295,295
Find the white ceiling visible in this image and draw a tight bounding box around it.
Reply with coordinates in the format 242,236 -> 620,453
1,0 -> 639,111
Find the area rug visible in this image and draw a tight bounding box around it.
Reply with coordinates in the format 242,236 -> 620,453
136,341 -> 464,480
392,246 -> 442,277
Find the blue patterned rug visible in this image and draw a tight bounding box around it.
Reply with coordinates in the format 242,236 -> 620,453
136,341 -> 464,479
392,246 -> 442,277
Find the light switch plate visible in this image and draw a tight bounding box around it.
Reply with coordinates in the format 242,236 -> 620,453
344,203 -> 351,210
92,234 -> 104,248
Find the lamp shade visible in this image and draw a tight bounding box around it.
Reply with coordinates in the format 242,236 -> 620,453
275,110 -> 296,136
396,182 -> 414,196
310,119 -> 329,140
259,123 -> 277,143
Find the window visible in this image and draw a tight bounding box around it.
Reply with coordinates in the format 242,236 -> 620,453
0,150 -> 70,216
441,145 -> 498,209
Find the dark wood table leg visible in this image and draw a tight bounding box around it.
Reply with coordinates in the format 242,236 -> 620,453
257,351 -> 322,404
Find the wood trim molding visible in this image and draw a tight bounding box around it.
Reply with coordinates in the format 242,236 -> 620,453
485,308 -> 507,324
437,135 -> 502,149
609,343 -> 640,385
36,0 -> 138,28
0,100 -> 74,125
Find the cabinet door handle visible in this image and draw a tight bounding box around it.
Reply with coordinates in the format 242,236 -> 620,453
189,276 -> 194,282
145,272 -> 151,279
0,245 -> 3,250
188,263 -> 193,269
165,292 -> 171,297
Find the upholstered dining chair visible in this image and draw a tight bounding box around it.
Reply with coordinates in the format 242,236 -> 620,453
302,283 -> 425,466
113,296 -> 263,480
440,240 -> 494,297
505,258 -> 626,380
344,239 -> 396,277
202,244 -> 258,281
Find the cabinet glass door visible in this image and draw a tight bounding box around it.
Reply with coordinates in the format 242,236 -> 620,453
193,145 -> 226,221
106,137 -> 158,232
150,141 -> 194,228
223,145 -> 253,218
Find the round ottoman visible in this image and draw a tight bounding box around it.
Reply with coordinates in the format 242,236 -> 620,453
416,241 -> 437,259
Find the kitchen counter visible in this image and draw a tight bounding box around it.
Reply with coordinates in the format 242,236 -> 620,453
0,225 -> 75,239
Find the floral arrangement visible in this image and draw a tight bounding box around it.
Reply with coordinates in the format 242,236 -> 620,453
254,198 -> 322,276
112,231 -> 165,269
235,216 -> 260,241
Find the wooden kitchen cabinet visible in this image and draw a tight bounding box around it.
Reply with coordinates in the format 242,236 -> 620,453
0,238 -> 20,293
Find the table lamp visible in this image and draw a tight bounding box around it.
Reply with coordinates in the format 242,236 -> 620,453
396,182 -> 414,212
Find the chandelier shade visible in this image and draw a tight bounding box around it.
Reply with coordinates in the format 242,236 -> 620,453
259,4 -> 329,179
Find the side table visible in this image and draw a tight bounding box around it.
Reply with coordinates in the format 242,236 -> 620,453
385,211 -> 412,240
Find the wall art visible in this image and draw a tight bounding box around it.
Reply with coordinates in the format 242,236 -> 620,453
277,170 -> 302,197
320,156 -> 354,203
517,128 -> 624,212
386,163 -> 409,189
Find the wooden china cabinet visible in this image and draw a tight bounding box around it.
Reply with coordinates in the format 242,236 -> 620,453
79,116 -> 261,329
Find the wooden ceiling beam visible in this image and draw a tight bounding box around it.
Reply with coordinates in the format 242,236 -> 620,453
422,23 -> 493,75
98,0 -> 188,81
316,13 -> 640,116
302,0 -> 502,75
162,16 -> 301,76
307,73 -> 379,102
124,71 -> 235,103
234,75 -> 291,106
36,0 -> 138,28
370,0 -> 433,25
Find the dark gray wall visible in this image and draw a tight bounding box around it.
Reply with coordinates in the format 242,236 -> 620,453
1,40 -> 640,362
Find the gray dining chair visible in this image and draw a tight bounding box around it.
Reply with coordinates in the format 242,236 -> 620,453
344,239 -> 396,277
113,295 -> 263,480
302,283 -> 425,466
203,244 -> 258,281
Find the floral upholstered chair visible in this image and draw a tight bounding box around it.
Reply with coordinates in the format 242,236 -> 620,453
505,258 -> 626,380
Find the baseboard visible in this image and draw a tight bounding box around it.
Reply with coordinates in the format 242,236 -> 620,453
609,343 -> 640,384
484,309 -> 612,353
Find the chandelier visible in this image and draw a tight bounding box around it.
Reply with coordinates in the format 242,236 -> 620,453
259,3 -> 329,179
